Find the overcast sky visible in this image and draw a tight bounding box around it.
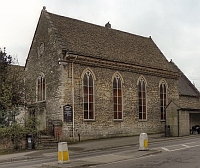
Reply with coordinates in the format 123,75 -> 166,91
1,0 -> 200,89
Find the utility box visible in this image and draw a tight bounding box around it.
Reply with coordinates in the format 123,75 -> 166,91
26,134 -> 34,149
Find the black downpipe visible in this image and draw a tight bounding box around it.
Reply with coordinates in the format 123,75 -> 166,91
177,109 -> 180,137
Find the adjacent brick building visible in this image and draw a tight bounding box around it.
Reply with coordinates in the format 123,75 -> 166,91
25,7 -> 200,141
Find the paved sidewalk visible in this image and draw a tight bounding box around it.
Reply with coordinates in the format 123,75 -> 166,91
0,133 -> 198,167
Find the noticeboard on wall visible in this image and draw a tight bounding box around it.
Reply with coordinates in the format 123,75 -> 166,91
63,104 -> 73,122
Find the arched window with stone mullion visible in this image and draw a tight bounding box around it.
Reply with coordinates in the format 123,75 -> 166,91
83,70 -> 94,120
113,74 -> 123,120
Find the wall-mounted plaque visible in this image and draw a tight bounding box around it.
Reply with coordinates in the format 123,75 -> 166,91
63,104 -> 73,122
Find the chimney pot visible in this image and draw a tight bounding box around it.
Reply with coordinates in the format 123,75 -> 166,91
105,22 -> 111,29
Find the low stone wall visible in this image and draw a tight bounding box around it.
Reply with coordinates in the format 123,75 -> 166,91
0,138 -> 26,151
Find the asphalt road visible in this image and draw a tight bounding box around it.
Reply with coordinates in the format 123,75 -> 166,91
89,138 -> 200,168
0,137 -> 200,168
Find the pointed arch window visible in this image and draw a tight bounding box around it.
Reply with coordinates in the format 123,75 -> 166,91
138,78 -> 147,120
37,74 -> 46,101
83,70 -> 94,120
113,74 -> 123,120
160,81 -> 167,120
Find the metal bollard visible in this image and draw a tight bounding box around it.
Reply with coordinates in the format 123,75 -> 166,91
139,133 -> 149,151
58,142 -> 69,164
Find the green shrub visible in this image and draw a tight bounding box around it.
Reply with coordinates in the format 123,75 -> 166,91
0,117 -> 39,150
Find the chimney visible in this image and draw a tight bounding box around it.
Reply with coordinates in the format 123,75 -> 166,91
105,22 -> 111,29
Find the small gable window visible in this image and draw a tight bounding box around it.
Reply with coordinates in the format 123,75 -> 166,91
38,43 -> 45,56
83,70 -> 94,120
138,77 -> 147,120
113,73 -> 123,120
160,81 -> 167,121
37,74 -> 46,101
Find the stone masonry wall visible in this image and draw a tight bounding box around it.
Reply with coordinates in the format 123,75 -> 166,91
179,110 -> 190,136
61,63 -> 179,141
25,11 -> 64,131
166,102 -> 179,137
179,96 -> 200,109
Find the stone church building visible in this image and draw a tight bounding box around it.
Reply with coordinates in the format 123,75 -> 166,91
25,7 -> 200,141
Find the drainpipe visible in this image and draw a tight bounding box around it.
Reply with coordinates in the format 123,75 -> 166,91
24,75 -> 27,125
177,109 -> 180,137
71,56 -> 77,141
59,54 -> 77,141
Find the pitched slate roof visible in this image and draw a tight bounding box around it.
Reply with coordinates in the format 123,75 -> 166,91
170,61 -> 200,97
42,9 -> 177,74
